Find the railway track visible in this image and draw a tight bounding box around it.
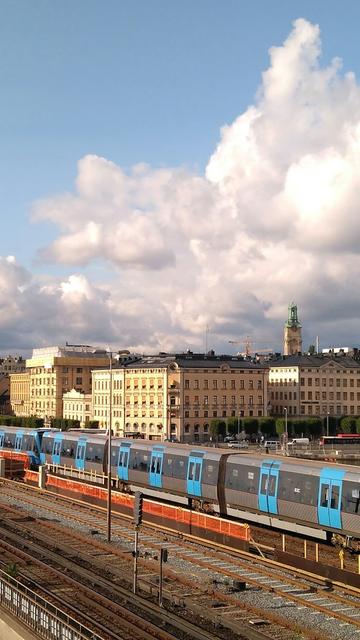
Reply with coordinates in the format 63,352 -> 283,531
1,480 -> 360,640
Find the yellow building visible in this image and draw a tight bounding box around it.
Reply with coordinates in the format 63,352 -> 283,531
9,372 -> 31,416
63,389 -> 92,427
269,354 -> 360,418
17,345 -> 110,421
91,353 -> 269,443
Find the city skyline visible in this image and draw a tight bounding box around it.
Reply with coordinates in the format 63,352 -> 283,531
2,3 -> 360,354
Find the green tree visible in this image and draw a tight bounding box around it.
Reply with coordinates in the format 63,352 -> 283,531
210,419 -> 226,440
242,418 -> 258,436
226,417 -> 240,436
258,417 -> 276,436
339,416 -> 357,434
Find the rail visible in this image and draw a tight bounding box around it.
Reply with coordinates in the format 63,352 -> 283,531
0,568 -> 102,640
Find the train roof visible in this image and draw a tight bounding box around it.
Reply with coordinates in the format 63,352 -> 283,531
227,451 -> 360,477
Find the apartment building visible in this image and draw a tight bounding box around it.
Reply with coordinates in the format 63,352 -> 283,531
11,345 -> 110,421
9,371 -> 31,417
91,353 -> 269,443
269,354 -> 360,418
63,389 -> 92,426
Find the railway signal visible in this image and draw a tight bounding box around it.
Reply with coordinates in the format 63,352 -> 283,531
134,491 -> 143,526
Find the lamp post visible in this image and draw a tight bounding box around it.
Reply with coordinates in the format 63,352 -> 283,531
283,407 -> 288,455
107,350 -> 113,543
326,411 -> 330,437
237,411 -> 241,441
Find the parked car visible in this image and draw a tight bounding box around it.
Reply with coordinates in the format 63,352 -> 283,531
227,441 -> 248,449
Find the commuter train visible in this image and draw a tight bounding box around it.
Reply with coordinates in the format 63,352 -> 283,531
1,426 -> 359,544
0,426 -> 47,467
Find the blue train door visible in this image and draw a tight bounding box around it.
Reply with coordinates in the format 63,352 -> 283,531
187,453 -> 203,497
75,439 -> 86,471
0,432 -> 4,448
318,467 -> 345,529
15,431 -> 23,451
149,447 -> 164,488
118,443 -> 131,481
258,461 -> 281,514
52,434 -> 63,465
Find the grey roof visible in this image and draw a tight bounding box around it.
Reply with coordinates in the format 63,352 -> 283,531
120,353 -> 268,371
270,354 -> 360,369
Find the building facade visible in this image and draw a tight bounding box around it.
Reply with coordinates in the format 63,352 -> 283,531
269,354 -> 360,418
9,372 -> 31,417
10,345 -> 110,421
0,355 -> 25,375
63,389 -> 92,426
283,302 -> 302,356
91,353 -> 269,443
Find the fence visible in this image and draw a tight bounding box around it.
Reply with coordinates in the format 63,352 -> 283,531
0,569 -> 102,640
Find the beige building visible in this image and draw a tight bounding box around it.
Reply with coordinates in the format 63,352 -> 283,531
283,303 -> 302,356
63,389 -> 92,426
269,354 -> 360,418
10,345 -> 110,422
91,353 -> 269,443
9,371 -> 31,417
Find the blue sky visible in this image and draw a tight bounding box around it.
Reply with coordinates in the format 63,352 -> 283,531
1,0 -> 358,263
2,2 -> 360,353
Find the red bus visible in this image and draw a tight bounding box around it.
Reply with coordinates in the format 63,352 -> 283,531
320,434 -> 360,446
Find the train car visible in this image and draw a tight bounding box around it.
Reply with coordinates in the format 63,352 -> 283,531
0,425 -> 47,466
110,439 -> 227,508
224,453 -> 360,541
41,430 -> 106,476
39,432 -> 360,542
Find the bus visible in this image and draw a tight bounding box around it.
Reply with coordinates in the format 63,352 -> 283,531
320,434 -> 360,446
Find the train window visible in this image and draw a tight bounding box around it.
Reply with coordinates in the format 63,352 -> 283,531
130,449 -> 149,472
43,438 -> 54,455
85,444 -> 104,462
188,462 -> 194,480
194,463 -> 201,482
225,463 -> 258,493
321,484 -> 329,507
278,471 -> 318,505
342,481 -> 360,514
331,485 -> 339,509
261,474 -> 268,494
268,475 -> 276,497
111,447 -> 118,464
201,460 -> 218,486
4,433 -> 15,449
156,458 -> 161,474
61,440 -> 75,458
164,455 -> 186,479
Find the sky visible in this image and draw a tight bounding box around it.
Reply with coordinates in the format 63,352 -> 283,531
2,1 -> 360,356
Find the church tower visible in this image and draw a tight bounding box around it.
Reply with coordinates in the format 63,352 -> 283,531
283,302 -> 302,355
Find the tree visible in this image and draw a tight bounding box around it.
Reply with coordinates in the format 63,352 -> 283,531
210,419 -> 226,440
308,344 -> 316,355
226,417 -> 240,436
258,417 -> 276,436
242,418 -> 258,437
339,416 -> 357,434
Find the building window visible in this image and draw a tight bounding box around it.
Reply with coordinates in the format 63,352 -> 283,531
213,380 -> 217,390
76,368 -> 83,373
231,380 -> 235,389
204,380 -> 208,389
194,380 -> 199,389
222,380 -> 226,389
76,377 -> 82,385
185,380 -> 189,389
213,411 -> 217,417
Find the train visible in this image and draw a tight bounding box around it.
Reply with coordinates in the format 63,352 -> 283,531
1,425 -> 359,545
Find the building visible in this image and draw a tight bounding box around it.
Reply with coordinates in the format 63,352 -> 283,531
269,354 -> 360,418
0,355 -> 25,375
91,353 -> 269,443
283,302 -> 302,356
9,372 -> 31,417
63,389 -> 92,427
0,376 -> 11,415
10,344 -> 111,422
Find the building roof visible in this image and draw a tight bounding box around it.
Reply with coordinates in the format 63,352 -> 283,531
120,352 -> 269,371
270,354 -> 360,369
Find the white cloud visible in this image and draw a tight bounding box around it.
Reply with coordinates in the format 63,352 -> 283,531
3,18 -> 360,352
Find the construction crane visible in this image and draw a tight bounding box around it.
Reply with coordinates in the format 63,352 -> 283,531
228,336 -> 273,357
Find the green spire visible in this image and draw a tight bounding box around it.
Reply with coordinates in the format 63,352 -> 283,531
285,302 -> 301,328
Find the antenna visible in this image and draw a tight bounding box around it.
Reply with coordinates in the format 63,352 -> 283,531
205,325 -> 209,354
